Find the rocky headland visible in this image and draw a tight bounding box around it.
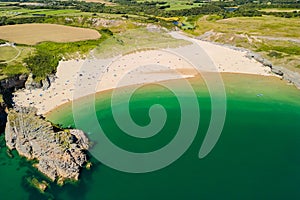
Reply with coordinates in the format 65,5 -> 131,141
5,106 -> 89,184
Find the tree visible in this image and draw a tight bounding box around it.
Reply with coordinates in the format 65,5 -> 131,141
24,50 -> 59,80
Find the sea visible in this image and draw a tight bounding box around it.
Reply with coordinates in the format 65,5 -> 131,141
1,73 -> 300,200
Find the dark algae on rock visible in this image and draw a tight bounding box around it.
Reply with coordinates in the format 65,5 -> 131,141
5,106 -> 89,185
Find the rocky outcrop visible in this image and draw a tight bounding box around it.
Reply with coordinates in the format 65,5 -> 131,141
24,73 -> 34,90
246,52 -> 273,68
271,66 -> 284,76
246,52 -> 300,89
25,73 -> 42,90
26,177 -> 49,193
5,106 -> 89,184
47,74 -> 56,84
25,73 -> 54,90
41,77 -> 50,90
281,68 -> 300,89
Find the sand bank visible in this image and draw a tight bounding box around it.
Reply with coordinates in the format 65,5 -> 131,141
13,34 -> 273,115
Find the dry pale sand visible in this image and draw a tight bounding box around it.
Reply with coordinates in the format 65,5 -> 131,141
0,24 -> 101,45
13,32 -> 274,115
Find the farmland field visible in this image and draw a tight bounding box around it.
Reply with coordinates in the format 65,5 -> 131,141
81,0 -> 117,6
260,8 -> 300,13
0,23 -> 101,45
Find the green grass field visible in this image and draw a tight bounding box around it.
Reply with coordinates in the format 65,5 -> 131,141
0,45 -> 33,64
0,45 -> 32,79
0,46 -> 19,62
165,2 -> 202,11
0,42 -> 32,77
0,8 -> 92,18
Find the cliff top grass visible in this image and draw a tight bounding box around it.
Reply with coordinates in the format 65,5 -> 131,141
0,46 -> 18,61
0,45 -> 33,63
0,45 -> 33,80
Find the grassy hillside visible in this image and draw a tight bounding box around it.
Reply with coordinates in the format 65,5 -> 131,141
94,27 -> 191,58
185,15 -> 300,72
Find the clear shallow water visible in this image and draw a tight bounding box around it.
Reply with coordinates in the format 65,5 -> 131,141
1,74 -> 300,199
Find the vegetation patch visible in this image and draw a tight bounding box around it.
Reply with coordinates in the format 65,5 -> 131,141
94,27 -> 191,58
1,63 -> 29,77
24,49 -> 59,81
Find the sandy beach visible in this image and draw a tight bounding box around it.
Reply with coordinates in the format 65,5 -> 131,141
13,33 -> 274,115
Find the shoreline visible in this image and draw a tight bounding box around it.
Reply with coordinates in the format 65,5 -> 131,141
46,72 -> 300,123
13,34 -> 276,115
193,32 -> 300,89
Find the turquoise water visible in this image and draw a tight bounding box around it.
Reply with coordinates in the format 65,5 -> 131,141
1,74 -> 300,199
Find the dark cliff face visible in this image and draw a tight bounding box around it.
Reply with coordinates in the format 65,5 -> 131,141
0,73 -> 55,132
0,103 -> 7,133
0,74 -> 28,107
0,74 -> 28,132
0,74 -> 28,91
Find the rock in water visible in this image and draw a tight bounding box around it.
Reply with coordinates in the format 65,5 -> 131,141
5,106 -> 89,184
26,177 -> 49,193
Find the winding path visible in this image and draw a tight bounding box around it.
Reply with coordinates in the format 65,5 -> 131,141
0,43 -> 21,64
